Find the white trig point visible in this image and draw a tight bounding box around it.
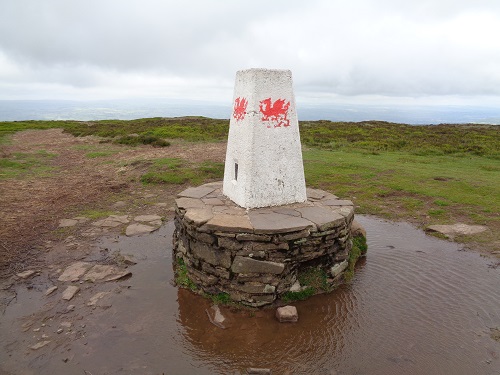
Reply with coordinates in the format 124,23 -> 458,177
222,68 -> 307,209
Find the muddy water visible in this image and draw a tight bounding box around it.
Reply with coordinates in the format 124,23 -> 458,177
1,216 -> 499,374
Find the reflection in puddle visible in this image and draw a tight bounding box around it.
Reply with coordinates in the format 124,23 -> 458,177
1,216 -> 499,374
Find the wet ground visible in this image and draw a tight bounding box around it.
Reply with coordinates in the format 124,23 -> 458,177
1,215 -> 499,375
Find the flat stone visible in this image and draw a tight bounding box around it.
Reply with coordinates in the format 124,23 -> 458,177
88,291 -> 111,307
231,281 -> 275,294
175,197 -> 206,209
178,186 -> 216,199
83,265 -> 131,282
202,198 -> 225,206
427,223 -> 488,237
218,236 -> 243,250
44,286 -> 58,296
184,208 -> 214,226
323,199 -> 354,206
307,188 -> 328,200
248,212 -> 314,234
58,219 -> 78,228
334,206 -> 355,223
247,368 -> 272,375
205,214 -> 254,233
205,304 -> 227,329
295,206 -> 345,231
31,341 -> 51,350
191,241 -> 232,268
331,260 -> 349,278
134,214 -> 161,222
58,261 -> 93,282
62,285 -> 80,301
276,305 -> 298,323
112,201 -> 127,208
121,254 -> 137,265
271,207 -> 301,217
236,233 -> 272,242
231,256 -> 284,274
92,215 -> 130,227
16,270 -> 36,279
125,223 -> 156,236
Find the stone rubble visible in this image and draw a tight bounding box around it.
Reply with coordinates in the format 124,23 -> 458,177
173,182 -> 356,307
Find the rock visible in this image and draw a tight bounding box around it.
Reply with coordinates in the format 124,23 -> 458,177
249,212 -> 314,234
351,219 -> 367,238
323,199 -> 354,206
427,223 -> 488,237
92,215 -> 130,228
307,188 -> 328,200
44,286 -> 58,296
295,206 -> 345,231
175,197 -> 206,209
191,241 -> 231,268
31,340 -> 51,350
62,286 -> 80,301
112,201 -> 127,208
205,213 -> 254,233
178,186 -> 216,199
83,265 -> 131,282
56,328 -> 63,334
276,305 -> 298,323
60,321 -> 72,328
184,208 -> 214,226
205,304 -> 227,329
58,219 -> 78,228
16,270 -> 36,279
289,281 -> 301,292
134,214 -> 162,222
122,254 -> 137,265
201,197 -> 225,206
125,223 -> 156,236
58,262 -> 93,282
88,291 -> 111,307
66,305 -> 75,312
331,260 -> 349,278
247,368 -> 272,375
231,256 -> 285,275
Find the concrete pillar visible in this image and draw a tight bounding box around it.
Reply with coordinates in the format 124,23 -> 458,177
223,69 -> 307,208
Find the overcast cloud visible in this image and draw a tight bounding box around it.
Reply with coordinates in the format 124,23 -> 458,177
1,0 -> 500,106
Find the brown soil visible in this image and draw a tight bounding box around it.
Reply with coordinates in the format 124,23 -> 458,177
0,129 -> 226,279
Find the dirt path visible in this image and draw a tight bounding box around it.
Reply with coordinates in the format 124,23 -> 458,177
0,129 -> 226,278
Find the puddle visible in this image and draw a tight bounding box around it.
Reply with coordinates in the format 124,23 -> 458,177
1,216 -> 499,374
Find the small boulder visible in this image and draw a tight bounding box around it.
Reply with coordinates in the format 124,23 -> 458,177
247,368 -> 272,375
44,286 -> 58,296
62,286 -> 80,301
206,304 -> 227,329
276,305 -> 298,323
16,270 -> 36,279
351,219 -> 367,238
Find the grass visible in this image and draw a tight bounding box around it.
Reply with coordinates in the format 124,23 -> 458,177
0,150 -> 57,179
175,258 -> 197,291
303,148 -> 500,228
344,236 -> 366,281
79,209 -> 115,220
85,151 -> 119,158
140,158 -> 224,185
282,267 -> 331,302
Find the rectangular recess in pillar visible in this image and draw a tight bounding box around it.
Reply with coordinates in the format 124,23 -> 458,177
234,162 -> 238,182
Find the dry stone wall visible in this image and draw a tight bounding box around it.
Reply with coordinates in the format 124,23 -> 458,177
173,182 -> 355,307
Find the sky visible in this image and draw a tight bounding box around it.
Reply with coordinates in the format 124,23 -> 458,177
1,0 -> 500,107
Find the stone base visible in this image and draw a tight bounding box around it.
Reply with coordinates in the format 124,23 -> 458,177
172,182 -> 356,307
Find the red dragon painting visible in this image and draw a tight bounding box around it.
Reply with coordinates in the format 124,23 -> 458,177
232,97 -> 248,121
259,98 -> 291,128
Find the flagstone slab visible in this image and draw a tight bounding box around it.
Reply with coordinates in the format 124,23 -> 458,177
248,212 -> 314,234
178,186 -> 216,199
